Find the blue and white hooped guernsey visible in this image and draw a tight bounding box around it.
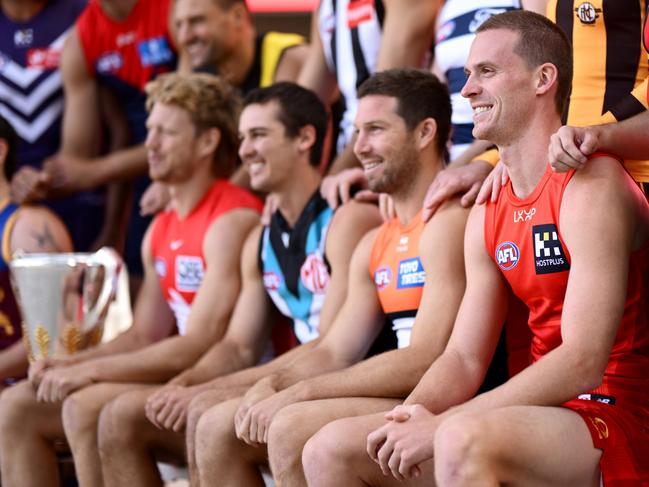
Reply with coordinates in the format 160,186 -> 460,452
435,0 -> 521,161
259,191 -> 334,344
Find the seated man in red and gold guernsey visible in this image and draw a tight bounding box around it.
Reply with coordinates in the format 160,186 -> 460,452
0,115 -> 73,388
303,11 -> 649,486
0,73 -> 261,487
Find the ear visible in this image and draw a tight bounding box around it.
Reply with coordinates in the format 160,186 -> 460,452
534,62 -> 559,97
417,118 -> 438,151
296,124 -> 317,154
230,2 -> 248,26
197,127 -> 221,160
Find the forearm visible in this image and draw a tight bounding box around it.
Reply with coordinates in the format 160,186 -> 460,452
282,346 -> 433,404
84,334 -> 209,384
448,140 -> 494,168
0,341 -> 28,381
327,143 -> 360,175
63,326 -> 152,365
93,145 -> 148,186
596,113 -> 649,160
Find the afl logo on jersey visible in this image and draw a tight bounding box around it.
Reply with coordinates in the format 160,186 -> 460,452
374,265 -> 392,291
496,241 -> 519,271
300,254 -> 330,294
263,271 -> 282,291
575,2 -> 601,24
154,257 -> 167,278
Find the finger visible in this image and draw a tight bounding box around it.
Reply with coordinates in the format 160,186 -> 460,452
579,130 -> 599,156
172,409 -> 187,432
460,182 -> 480,208
491,170 -> 502,202
339,179 -> 351,205
410,464 -> 422,479
386,196 -> 395,220
388,449 -> 405,481
475,173 -> 493,205
376,439 -> 394,476
366,430 -> 384,461
353,189 -> 379,203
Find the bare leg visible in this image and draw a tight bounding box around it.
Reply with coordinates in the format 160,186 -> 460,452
303,411 -> 435,487
62,382 -> 145,487
268,397 -> 399,487
434,406 -> 601,487
194,397 -> 268,487
98,386 -> 186,487
0,380 -> 65,487
185,386 -> 248,486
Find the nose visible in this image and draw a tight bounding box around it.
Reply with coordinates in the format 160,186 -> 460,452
145,128 -> 158,150
353,130 -> 368,159
238,135 -> 254,160
460,73 -> 479,99
176,21 -> 192,46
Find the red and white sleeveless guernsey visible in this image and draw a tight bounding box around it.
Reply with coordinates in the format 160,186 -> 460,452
485,161 -> 649,485
368,211 -> 426,349
150,180 -> 262,335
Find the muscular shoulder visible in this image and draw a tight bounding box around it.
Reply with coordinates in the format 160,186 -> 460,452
10,206 -> 73,254
202,208 -> 260,261
326,201 -> 382,258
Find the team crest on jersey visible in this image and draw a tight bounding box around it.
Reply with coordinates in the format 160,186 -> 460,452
96,52 -> 123,73
397,257 -> 425,289
532,224 -> 570,275
575,2 -> 601,24
263,271 -> 283,291
469,8 -> 508,32
175,255 -> 204,292
154,257 -> 167,278
437,20 -> 455,42
300,254 -> 329,294
137,37 -> 173,67
374,265 -> 392,291
14,29 -> 33,48
496,241 -> 519,271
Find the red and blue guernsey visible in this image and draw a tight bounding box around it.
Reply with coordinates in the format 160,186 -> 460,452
76,0 -> 177,143
0,0 -> 87,168
150,180 -> 262,335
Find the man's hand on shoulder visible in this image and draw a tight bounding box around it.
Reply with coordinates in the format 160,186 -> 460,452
548,125 -> 602,173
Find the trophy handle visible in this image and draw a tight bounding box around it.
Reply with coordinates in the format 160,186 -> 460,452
82,247 -> 122,331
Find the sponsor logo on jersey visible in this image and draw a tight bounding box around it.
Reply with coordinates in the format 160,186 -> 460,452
577,393 -> 616,406
396,235 -> 409,253
116,31 -> 136,48
175,255 -> 204,292
588,416 -> 609,440
532,224 -> 570,275
575,2 -> 601,24
96,52 -> 123,73
14,29 -> 33,48
154,257 -> 167,278
469,9 -> 508,32
496,241 -> 519,271
374,265 -> 392,291
300,253 -> 330,294
513,207 -> 536,223
263,271 -> 282,291
437,20 -> 456,43
397,257 -> 425,289
137,37 -> 174,67
347,0 -> 374,29
27,48 -> 62,69
170,239 -> 183,251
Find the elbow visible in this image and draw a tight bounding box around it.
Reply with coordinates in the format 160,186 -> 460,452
570,348 -> 608,393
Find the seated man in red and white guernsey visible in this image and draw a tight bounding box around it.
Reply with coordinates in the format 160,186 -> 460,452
0,72 -> 261,487
303,11 -> 649,486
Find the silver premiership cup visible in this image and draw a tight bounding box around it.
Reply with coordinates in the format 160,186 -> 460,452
9,247 -> 122,362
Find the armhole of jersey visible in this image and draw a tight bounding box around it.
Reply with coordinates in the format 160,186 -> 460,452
483,202 -> 496,262
367,224 -> 385,279
259,32 -> 305,87
75,7 -> 97,78
149,215 -> 163,259
2,207 -> 20,265
257,226 -> 267,275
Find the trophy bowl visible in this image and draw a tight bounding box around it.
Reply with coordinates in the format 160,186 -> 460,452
9,247 -> 122,362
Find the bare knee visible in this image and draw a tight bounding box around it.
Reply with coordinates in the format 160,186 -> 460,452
302,419 -> 353,482
0,382 -> 40,436
97,394 -> 141,458
434,413 -> 490,485
61,391 -> 102,443
267,403 -> 312,478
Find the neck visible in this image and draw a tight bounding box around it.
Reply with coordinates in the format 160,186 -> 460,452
99,0 -> 138,21
274,165 -> 321,227
167,166 -> 216,219
1,0 -> 46,22
218,27 -> 255,87
392,153 -> 444,226
499,115 -> 562,199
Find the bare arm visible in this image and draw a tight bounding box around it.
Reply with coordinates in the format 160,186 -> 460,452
273,44 -> 310,83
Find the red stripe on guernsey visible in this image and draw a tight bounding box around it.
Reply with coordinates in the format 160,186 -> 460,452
368,211 -> 425,316
76,0 -> 175,90
149,180 -> 262,327
485,159 -> 649,418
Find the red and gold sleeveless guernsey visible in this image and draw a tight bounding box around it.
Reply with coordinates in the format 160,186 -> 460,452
485,161 -> 649,484
150,180 -> 262,336
369,212 -> 425,349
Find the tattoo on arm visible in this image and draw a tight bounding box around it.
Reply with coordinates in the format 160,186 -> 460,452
31,223 -> 61,251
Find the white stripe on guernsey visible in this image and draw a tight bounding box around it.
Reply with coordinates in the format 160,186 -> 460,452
0,100 -> 63,142
442,0 -> 521,20
450,91 -> 474,124
0,29 -> 71,88
0,71 -> 62,115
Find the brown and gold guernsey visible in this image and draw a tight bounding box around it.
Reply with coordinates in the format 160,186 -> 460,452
0,200 -> 22,356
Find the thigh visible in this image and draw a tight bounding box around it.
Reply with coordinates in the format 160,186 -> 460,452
66,382 -> 149,420
1,380 -> 65,440
449,405 -> 602,487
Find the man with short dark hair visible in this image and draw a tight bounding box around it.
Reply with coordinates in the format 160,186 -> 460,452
304,11 -> 649,486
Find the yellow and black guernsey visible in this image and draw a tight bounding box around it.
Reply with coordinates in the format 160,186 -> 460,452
547,0 -> 649,181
